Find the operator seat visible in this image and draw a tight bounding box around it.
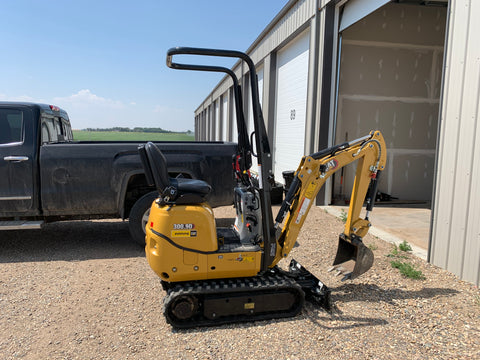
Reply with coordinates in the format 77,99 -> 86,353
138,142 -> 212,204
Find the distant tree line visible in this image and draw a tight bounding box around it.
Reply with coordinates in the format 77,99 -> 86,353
83,127 -> 192,134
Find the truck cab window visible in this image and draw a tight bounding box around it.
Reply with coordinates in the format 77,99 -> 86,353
61,121 -> 73,141
41,117 -> 58,143
0,109 -> 23,145
53,117 -> 65,141
41,123 -> 51,144
41,116 -> 72,143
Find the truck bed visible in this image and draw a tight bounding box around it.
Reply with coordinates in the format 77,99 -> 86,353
39,140 -> 237,217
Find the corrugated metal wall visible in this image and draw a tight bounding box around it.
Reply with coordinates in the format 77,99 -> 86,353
430,0 -> 480,286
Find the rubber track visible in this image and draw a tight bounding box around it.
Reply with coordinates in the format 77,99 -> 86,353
163,271 -> 305,328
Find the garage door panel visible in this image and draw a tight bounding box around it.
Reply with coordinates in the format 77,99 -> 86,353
222,95 -> 228,140
338,98 -> 439,150
231,91 -> 238,142
342,3 -> 447,47
340,44 -> 436,98
215,101 -> 220,140
248,68 -> 264,174
248,67 -> 264,136
390,154 -> 436,201
274,30 -> 310,180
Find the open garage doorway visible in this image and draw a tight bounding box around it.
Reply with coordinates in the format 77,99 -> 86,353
333,1 -> 448,208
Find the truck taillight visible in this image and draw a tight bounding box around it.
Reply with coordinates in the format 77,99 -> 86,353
49,105 -> 60,111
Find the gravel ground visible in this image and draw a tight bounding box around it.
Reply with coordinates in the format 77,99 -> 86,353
1,206 -> 479,360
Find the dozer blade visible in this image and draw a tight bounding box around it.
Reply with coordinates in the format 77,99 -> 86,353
287,259 -> 331,310
332,234 -> 374,280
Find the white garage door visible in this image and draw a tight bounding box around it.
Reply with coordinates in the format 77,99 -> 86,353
248,67 -> 264,173
231,91 -> 238,143
206,107 -> 211,140
274,29 -> 310,181
339,0 -> 390,31
215,100 -> 220,140
248,67 -> 264,135
222,94 -> 228,140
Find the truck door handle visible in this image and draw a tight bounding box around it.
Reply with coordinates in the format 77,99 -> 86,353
3,156 -> 29,162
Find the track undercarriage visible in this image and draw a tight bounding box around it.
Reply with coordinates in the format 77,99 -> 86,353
161,260 -> 331,328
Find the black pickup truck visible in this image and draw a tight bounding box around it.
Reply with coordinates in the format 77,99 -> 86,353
0,102 -> 236,244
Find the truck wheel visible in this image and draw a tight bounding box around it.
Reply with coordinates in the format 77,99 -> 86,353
129,191 -> 158,246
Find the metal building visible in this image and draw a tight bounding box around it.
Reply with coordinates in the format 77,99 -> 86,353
194,0 -> 479,286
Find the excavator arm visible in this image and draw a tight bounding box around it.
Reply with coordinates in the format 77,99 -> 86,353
272,130 -> 387,279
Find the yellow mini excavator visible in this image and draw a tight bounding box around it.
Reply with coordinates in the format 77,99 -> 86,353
138,47 -> 387,328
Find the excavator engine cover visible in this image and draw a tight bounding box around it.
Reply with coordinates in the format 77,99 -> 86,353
332,233 -> 374,280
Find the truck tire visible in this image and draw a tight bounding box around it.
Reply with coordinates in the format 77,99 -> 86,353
128,191 -> 158,246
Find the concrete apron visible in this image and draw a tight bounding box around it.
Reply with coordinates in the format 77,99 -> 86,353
321,206 -> 430,261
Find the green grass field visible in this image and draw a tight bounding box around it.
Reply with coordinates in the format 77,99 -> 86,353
72,130 -> 195,141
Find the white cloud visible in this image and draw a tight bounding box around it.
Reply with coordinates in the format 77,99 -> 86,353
49,89 -> 133,129
0,93 -> 43,102
53,89 -> 124,109
1,90 -> 194,131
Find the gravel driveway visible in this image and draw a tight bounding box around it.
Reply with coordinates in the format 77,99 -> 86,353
1,206 -> 478,359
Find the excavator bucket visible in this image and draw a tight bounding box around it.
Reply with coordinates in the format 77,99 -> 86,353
332,234 -> 374,280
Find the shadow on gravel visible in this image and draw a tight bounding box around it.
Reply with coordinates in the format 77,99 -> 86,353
303,309 -> 388,330
331,283 -> 459,305
0,220 -> 145,263
299,283 -> 459,330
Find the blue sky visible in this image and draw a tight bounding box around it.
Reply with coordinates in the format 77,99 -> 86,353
1,0 -> 289,131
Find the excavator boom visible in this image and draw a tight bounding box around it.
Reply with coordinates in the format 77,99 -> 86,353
273,130 -> 387,279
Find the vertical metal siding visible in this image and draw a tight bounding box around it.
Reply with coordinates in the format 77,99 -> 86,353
431,0 -> 480,286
